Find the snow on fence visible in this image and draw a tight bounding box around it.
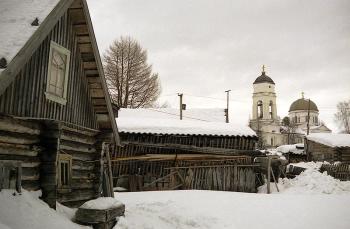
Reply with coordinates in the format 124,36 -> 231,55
320,164 -> 350,181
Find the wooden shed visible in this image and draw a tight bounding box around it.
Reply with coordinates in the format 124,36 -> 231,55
305,133 -> 350,163
0,0 -> 119,208
112,108 -> 259,192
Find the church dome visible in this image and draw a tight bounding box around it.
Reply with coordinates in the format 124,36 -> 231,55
289,97 -> 319,112
253,66 -> 275,85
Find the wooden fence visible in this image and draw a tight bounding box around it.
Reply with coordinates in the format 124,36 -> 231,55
112,156 -> 252,178
127,164 -> 258,193
320,164 -> 350,181
173,165 -> 258,192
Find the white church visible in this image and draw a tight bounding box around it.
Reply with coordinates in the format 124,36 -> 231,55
249,66 -> 331,148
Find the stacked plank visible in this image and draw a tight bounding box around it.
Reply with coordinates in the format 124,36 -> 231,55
0,115 -> 42,191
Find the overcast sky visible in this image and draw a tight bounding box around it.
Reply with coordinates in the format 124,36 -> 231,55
87,0 -> 350,132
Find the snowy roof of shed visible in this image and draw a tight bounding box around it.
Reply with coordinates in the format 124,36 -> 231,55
0,0 -> 60,73
306,133 -> 350,148
116,108 -> 256,137
276,144 -> 305,155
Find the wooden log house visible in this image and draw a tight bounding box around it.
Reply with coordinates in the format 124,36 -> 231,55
112,108 -> 259,191
0,0 -> 120,208
305,133 -> 350,163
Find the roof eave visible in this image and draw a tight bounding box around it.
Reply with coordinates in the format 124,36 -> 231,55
81,0 -> 121,145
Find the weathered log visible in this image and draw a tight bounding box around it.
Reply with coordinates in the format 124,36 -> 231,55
0,130 -> 40,145
0,145 -> 39,156
71,178 -> 99,189
61,125 -> 98,137
57,189 -> 98,203
61,131 -> 96,145
72,160 -> 97,171
73,169 -> 97,179
0,115 -> 41,135
60,139 -> 96,153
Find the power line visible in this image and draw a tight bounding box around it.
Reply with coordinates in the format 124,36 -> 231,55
184,93 -> 248,103
145,108 -> 212,122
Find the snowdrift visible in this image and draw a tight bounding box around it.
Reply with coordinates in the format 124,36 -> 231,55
0,190 -> 87,229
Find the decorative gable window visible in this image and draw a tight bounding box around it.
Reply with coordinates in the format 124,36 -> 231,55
45,41 -> 70,105
57,154 -> 72,190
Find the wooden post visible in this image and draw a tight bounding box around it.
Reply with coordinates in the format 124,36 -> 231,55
267,156 -> 271,194
178,93 -> 183,120
106,146 -> 115,198
225,90 -> 231,123
306,98 -> 311,135
270,167 -> 279,192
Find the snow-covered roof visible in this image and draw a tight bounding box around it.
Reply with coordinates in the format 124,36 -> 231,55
306,133 -> 350,148
116,108 -> 256,137
0,0 -> 60,73
276,144 -> 305,155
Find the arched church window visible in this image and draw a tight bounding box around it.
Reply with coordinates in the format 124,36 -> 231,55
315,116 -> 318,125
271,138 -> 273,146
294,116 -> 297,123
298,117 -> 300,123
257,101 -> 263,118
269,101 -> 273,119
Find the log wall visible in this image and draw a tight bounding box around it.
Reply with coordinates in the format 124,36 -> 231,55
56,124 -> 100,207
0,11 -> 98,129
0,114 -> 102,208
0,115 -> 42,191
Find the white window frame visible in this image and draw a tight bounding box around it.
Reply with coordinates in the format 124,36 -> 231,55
45,41 -> 70,105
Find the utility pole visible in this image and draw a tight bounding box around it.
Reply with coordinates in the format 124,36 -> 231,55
178,93 -> 183,120
257,116 -> 262,149
267,155 -> 271,194
225,90 -> 231,123
306,98 -> 311,135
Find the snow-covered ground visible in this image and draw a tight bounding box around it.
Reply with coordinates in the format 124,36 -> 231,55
115,163 -> 350,229
0,190 -> 88,229
115,190 -> 350,229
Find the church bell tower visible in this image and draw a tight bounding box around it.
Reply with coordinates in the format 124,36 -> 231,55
251,65 -> 277,121
250,66 -> 281,148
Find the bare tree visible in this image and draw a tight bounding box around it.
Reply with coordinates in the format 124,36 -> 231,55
334,100 -> 350,133
281,116 -> 298,144
104,36 -> 161,108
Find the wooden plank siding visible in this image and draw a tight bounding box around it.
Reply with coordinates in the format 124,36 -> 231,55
0,11 -> 98,130
113,133 -> 257,158
306,139 -> 350,164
